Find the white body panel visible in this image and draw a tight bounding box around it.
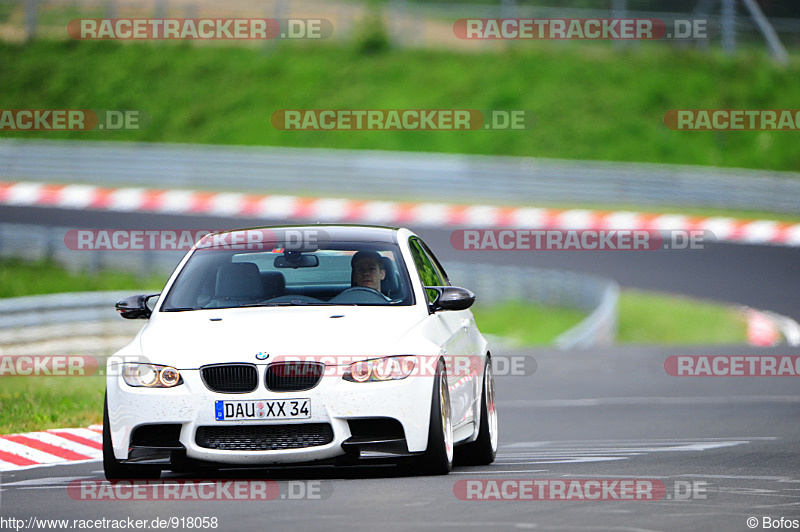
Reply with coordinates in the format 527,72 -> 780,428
106,226 -> 490,467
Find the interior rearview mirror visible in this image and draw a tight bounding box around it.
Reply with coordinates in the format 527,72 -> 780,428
274,252 -> 319,269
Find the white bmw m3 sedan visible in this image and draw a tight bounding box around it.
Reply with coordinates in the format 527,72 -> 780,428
105,225 -> 497,479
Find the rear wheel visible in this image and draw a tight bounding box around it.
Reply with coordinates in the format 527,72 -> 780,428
415,359 -> 453,475
103,393 -> 161,480
455,357 -> 497,465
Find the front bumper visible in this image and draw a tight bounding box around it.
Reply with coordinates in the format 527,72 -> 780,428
106,363 -> 434,466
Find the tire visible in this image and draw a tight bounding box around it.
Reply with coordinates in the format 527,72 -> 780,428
103,393 -> 161,480
414,359 -> 453,475
455,357 -> 498,466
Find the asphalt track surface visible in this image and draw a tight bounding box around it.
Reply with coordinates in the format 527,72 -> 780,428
1,205 -> 799,532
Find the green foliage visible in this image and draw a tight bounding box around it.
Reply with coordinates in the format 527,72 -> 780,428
473,290 -> 747,346
352,9 -> 391,55
0,258 -> 163,298
617,290 -> 748,344
472,301 -> 588,345
0,376 -> 105,434
1,41 -> 798,171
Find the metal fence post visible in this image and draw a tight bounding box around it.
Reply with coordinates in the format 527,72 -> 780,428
154,0 -> 167,19
89,249 -> 100,275
390,0 -> 408,48
740,0 -> 790,64
24,0 -> 38,41
721,0 -> 736,55
44,226 -> 56,262
611,0 -> 628,49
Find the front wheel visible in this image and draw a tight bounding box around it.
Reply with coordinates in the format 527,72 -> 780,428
414,359 -> 453,475
455,357 -> 497,466
103,393 -> 161,480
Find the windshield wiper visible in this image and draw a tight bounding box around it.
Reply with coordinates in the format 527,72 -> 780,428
246,301 -> 337,307
162,307 -> 199,312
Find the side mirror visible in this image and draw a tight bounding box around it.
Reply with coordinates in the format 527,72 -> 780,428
426,286 -> 476,311
115,294 -> 159,320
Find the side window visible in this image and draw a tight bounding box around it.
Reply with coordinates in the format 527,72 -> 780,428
418,239 -> 451,286
409,238 -> 443,305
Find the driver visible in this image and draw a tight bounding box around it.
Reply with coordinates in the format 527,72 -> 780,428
351,251 -> 386,292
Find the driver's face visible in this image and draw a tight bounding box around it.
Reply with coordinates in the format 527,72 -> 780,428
353,259 -> 385,291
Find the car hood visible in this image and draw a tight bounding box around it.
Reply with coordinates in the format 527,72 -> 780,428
138,306 -> 429,368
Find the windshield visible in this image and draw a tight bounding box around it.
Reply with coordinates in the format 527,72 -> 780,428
160,240 -> 414,311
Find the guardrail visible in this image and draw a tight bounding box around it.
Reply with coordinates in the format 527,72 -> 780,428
0,291 -> 145,357
0,223 -> 619,352
2,139 -> 800,213
446,263 -> 619,348
0,223 -> 185,279
0,290 -> 137,328
553,282 -> 619,349
0,277 -> 617,357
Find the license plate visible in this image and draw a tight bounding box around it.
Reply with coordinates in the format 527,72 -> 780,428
215,399 -> 310,421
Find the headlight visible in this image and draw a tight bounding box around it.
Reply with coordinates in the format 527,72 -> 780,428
343,356 -> 415,383
121,363 -> 183,388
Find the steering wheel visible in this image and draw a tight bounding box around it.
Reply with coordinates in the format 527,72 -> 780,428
336,287 -> 391,302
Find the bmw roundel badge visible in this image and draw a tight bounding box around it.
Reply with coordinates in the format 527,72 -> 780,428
255,352 -> 270,361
